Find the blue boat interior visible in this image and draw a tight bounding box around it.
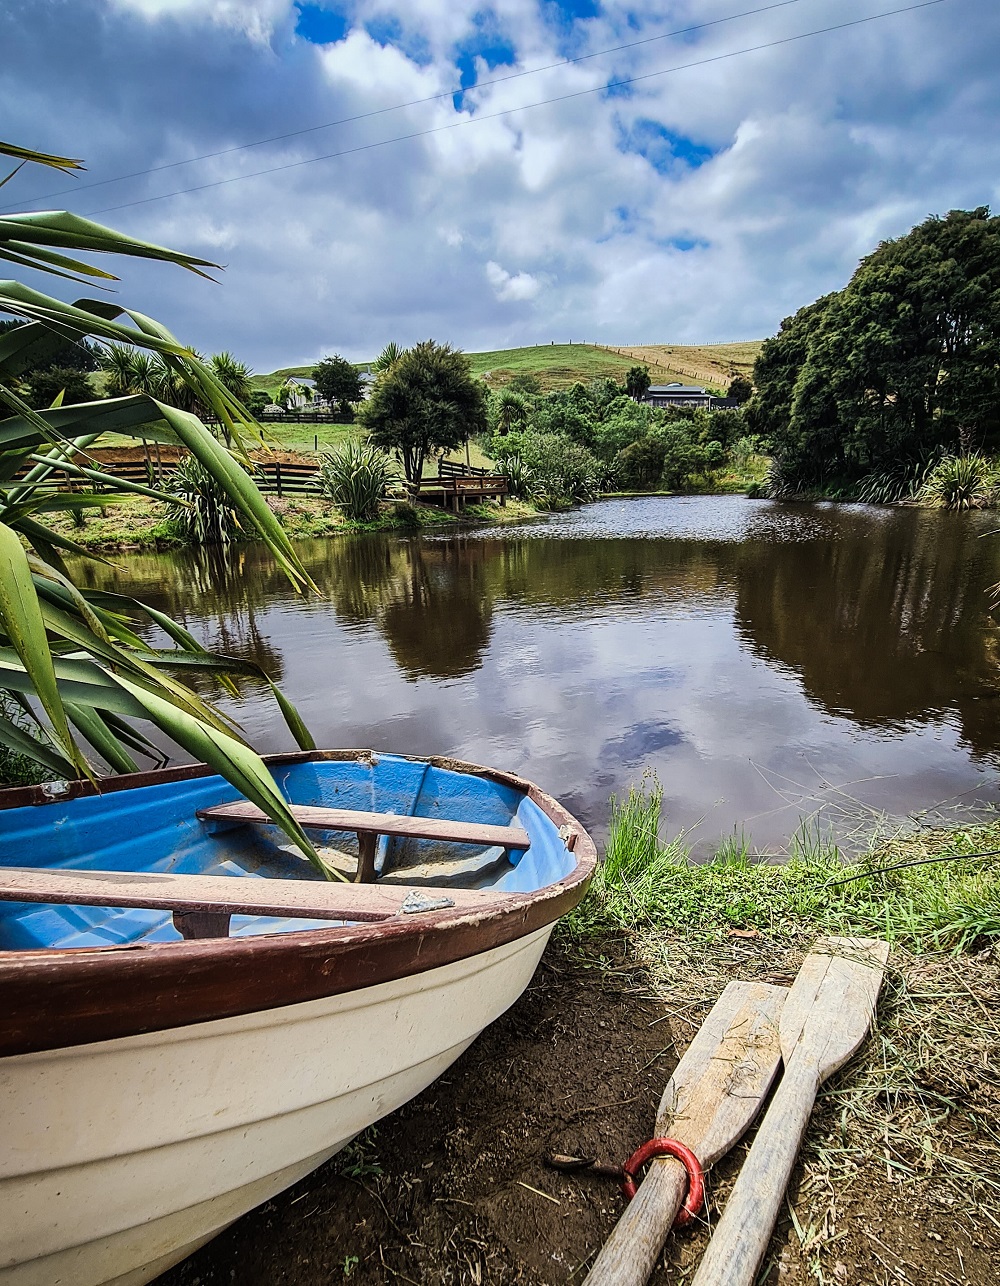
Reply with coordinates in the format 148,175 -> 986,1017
0,754 -> 574,950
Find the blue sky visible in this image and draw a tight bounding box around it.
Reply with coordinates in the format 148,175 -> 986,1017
1,0 -> 997,369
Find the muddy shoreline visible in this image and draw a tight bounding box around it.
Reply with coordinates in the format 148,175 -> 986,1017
155,933 -> 996,1285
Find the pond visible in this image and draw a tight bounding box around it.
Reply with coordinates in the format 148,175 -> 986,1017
71,496 -> 1000,854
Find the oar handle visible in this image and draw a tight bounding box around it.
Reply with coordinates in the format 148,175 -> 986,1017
584,1158 -> 688,1286
690,1055 -> 820,1286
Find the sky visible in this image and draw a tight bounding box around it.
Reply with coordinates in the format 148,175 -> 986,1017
2,0 -> 998,372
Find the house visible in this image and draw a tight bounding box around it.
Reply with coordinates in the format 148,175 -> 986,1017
644,382 -> 713,409
261,375 -> 321,416
643,383 -> 740,412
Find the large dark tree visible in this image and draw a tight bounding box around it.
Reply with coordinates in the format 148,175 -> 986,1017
2,318 -> 99,409
0,318 -> 99,372
360,340 -> 487,493
744,295 -> 836,459
750,208 -> 1000,486
726,375 -> 753,404
313,353 -> 364,413
25,366 -> 97,409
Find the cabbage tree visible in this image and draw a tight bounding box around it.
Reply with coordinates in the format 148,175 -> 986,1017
0,140 -> 334,875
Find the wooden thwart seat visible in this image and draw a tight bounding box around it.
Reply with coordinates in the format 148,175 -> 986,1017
196,801 -> 531,883
0,866 -> 511,941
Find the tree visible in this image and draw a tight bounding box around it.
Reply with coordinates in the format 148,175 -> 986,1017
25,366 -> 97,409
727,375 -> 753,404
372,341 -> 403,374
491,387 -> 529,435
0,140 -> 326,872
210,351 -> 254,410
625,364 -> 651,401
3,319 -> 99,410
275,379 -> 312,413
752,208 -> 1000,488
361,340 -> 487,494
313,353 -> 364,413
745,294 -> 834,462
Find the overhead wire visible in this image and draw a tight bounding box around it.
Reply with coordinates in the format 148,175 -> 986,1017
1,0 -> 821,211
72,0 -> 945,219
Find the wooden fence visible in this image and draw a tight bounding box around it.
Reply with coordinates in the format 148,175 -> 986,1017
22,456 -> 509,507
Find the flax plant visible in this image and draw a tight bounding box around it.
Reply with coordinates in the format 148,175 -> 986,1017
0,140 -> 335,875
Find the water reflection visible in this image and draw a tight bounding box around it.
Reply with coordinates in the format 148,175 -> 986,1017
733,504 -> 1000,738
72,498 -> 1000,850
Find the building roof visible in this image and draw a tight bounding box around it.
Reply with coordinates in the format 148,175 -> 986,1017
648,383 -> 707,394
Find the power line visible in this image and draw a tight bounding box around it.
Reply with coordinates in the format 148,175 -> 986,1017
77,0 -> 944,219
2,0 -> 818,212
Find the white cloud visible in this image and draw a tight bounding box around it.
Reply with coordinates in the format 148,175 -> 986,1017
3,0 -> 999,367
486,260 -> 543,301
109,0 -> 287,41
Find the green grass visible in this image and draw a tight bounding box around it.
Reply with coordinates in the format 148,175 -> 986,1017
467,343 -> 673,390
94,422 -> 363,455
263,421 -> 362,453
570,779 -> 1000,954
256,340 -> 765,398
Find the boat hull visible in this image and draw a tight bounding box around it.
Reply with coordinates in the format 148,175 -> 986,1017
1,923 -> 552,1286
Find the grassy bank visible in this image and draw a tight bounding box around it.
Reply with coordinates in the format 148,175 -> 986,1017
45,493 -> 539,550
565,781 -> 1000,1282
571,782 -> 1000,952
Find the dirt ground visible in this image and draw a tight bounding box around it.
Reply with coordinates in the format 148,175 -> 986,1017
156,935 -> 997,1286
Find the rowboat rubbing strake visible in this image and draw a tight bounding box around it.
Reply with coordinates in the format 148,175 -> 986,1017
0,750 -> 595,1286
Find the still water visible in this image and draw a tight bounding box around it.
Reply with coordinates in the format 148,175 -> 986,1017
72,496 -> 1000,853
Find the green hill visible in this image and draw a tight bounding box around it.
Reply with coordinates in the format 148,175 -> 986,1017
255,341 -> 763,397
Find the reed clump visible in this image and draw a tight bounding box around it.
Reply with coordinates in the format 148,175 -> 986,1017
570,779 -> 1000,954
318,442 -> 397,522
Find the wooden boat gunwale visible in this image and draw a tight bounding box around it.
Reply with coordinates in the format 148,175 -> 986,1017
0,749 -> 596,1059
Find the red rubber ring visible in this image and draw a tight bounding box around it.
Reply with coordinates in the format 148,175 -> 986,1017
620,1137 -> 704,1227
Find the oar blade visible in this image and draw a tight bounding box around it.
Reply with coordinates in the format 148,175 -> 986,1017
656,980 -> 786,1165
583,981 -> 786,1286
778,935 -> 891,1081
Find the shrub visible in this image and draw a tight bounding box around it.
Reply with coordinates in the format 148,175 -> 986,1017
763,457 -> 797,499
616,421 -> 724,491
166,455 -> 246,544
0,695 -> 53,787
659,429 -> 723,489
710,407 -> 747,449
593,396 -> 654,460
498,430 -> 601,506
26,365 -> 97,408
919,454 -> 995,510
855,451 -> 942,504
617,437 -> 667,489
319,441 -> 396,521
493,452 -> 534,500
731,434 -> 765,470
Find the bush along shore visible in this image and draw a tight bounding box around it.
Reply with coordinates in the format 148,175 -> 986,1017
158,782 -> 999,1286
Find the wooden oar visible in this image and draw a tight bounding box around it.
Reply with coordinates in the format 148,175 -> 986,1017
584,980 -> 787,1286
690,936 -> 891,1286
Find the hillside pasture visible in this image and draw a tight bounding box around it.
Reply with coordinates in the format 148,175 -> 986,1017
255,340 -> 762,399
614,340 -> 762,389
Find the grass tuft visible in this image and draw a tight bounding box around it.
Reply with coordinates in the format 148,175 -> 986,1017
568,780 -> 1000,954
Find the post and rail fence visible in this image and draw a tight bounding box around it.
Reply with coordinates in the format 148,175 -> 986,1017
17,455 -> 509,506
